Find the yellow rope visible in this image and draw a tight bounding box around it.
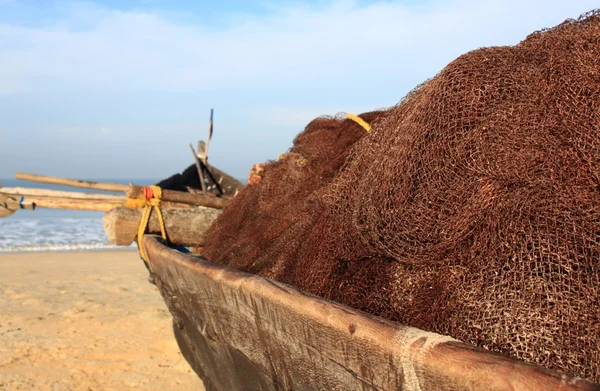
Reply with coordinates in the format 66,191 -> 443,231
125,185 -> 167,262
346,113 -> 372,132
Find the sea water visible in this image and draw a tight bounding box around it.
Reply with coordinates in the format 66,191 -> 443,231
0,178 -> 159,253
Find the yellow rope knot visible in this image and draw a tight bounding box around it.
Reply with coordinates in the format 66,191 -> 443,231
125,185 -> 167,262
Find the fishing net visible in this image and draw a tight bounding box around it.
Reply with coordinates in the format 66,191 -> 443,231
203,111 -> 386,277
203,10 -> 600,381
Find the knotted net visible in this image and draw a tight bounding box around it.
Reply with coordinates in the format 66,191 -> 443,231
204,10 -> 600,381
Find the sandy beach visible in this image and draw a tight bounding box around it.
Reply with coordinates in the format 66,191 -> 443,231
0,250 -> 205,391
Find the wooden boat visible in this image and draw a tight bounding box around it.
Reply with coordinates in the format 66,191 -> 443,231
142,235 -> 600,391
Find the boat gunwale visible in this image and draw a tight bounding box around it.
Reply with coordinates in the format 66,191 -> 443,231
143,235 -> 600,391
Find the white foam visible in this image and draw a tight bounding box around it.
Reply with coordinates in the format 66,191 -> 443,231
0,217 -> 135,253
0,242 -> 135,253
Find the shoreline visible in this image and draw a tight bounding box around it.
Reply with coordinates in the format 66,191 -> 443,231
0,247 -> 138,255
0,250 -> 204,391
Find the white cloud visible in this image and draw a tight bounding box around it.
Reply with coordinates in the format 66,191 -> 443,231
0,0 -> 598,179
0,0 -> 597,95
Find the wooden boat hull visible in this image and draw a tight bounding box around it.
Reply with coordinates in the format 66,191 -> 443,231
142,235 -> 600,391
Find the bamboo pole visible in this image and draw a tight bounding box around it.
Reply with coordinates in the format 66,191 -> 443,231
0,198 -> 36,211
15,172 -> 129,192
15,172 -> 229,209
15,197 -> 190,211
1,192 -> 193,212
0,193 -> 35,217
0,187 -> 127,201
1,187 -> 126,211
0,207 -> 15,218
23,197 -> 124,212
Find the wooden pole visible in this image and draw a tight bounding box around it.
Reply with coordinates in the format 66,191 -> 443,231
1,190 -> 192,212
1,187 -> 126,211
128,185 -> 227,209
15,172 -> 228,208
15,172 -> 129,192
0,199 -> 36,211
190,143 -> 208,195
103,206 -> 221,246
0,187 -> 127,201
0,207 -> 15,218
0,193 -> 34,217
22,197 -> 125,212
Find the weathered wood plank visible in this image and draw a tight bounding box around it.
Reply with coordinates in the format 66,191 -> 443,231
142,235 -> 600,391
104,207 -> 221,246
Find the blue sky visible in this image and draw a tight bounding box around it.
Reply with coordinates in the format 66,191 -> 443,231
0,0 -> 598,180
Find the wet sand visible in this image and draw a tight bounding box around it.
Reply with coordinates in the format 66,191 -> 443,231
0,251 -> 205,391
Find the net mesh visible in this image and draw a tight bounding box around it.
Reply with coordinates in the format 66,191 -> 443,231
203,10 -> 600,381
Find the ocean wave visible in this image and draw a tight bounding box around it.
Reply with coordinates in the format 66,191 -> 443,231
0,217 -> 135,253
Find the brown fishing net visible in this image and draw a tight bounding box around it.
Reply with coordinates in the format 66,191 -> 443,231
203,111 -> 386,278
203,10 -> 600,381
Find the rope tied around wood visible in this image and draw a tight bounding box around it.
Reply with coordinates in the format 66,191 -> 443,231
125,185 -> 167,261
